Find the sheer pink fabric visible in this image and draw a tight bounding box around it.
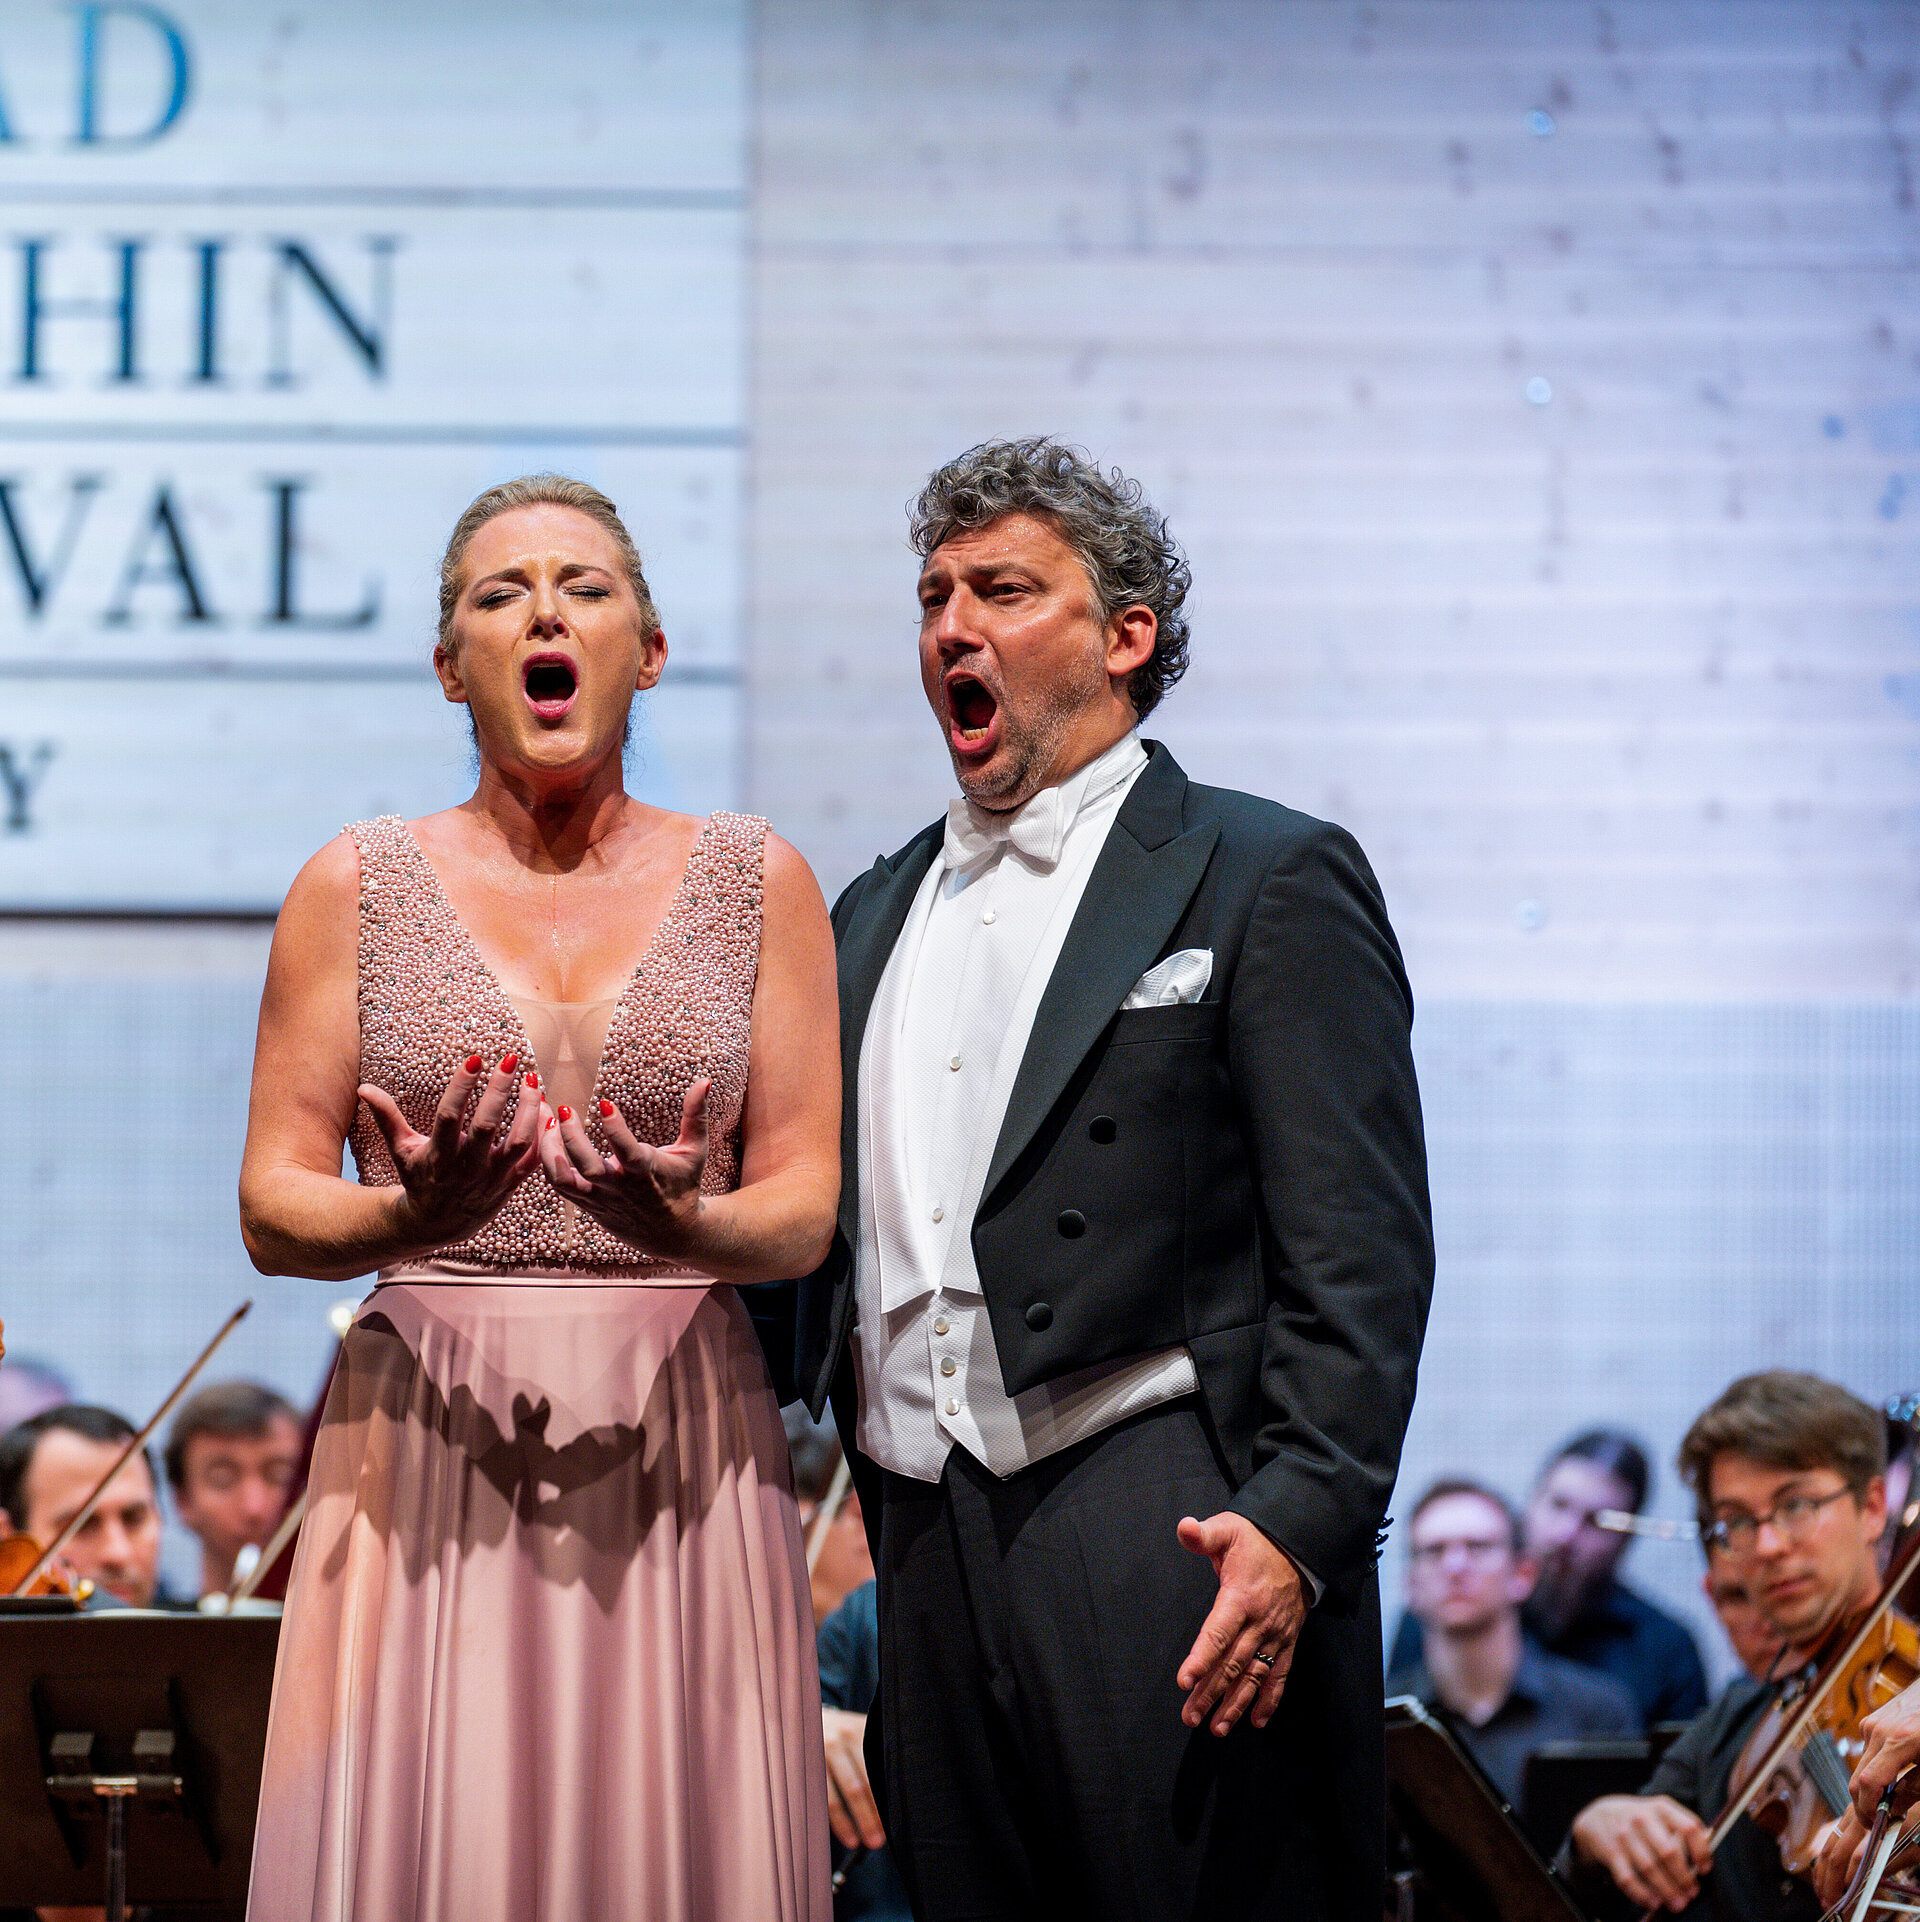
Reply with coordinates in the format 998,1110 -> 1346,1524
247,815 -> 831,1922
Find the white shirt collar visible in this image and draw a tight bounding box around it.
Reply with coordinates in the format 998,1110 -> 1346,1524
941,731 -> 1146,874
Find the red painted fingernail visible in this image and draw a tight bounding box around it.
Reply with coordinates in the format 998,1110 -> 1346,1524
545,1116 -> 555,1130
500,1053 -> 518,1074
557,1106 -> 573,1123
598,1099 -> 614,1117
525,1071 -> 539,1088
464,1054 -> 483,1074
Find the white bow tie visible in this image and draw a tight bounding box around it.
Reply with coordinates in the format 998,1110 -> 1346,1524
941,786 -> 1070,873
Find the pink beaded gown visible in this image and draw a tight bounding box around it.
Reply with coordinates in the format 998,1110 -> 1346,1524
247,812 -> 831,1922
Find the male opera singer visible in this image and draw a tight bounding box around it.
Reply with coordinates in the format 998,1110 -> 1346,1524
797,438 -> 1434,1920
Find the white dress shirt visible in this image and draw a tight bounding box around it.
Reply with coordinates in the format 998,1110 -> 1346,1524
853,730 -> 1200,1483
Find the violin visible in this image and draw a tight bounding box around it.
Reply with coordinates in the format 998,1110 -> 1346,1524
1826,1777 -> 1920,1922
1726,1603 -> 1920,1875
0,1530 -> 90,1604
1696,1523 -> 1920,1896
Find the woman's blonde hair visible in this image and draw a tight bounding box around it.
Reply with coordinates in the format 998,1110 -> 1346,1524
437,473 -> 660,652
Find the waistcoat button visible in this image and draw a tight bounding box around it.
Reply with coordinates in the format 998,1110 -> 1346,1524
1025,1301 -> 1054,1332
1089,1116 -> 1117,1143
1056,1210 -> 1086,1239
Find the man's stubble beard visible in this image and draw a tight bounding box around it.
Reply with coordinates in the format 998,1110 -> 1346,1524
949,645 -> 1112,813
1521,1561 -> 1589,1643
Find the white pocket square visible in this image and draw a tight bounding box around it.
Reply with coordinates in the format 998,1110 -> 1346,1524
1122,947 -> 1213,1009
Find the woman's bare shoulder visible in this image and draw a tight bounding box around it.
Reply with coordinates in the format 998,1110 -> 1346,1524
756,830 -> 830,943
281,827 -> 360,918
267,830 -> 361,982
758,829 -> 825,905
638,801 -> 706,836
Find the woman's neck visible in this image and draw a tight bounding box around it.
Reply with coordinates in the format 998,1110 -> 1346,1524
466,757 -> 635,873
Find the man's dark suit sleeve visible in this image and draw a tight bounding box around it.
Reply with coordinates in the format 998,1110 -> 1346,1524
1224,820 -> 1434,1609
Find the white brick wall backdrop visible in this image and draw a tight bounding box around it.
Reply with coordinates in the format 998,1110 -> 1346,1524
747,1 -> 1920,1675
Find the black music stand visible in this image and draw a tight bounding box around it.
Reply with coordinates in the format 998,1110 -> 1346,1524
1384,1695 -> 1593,1922
1522,1738 -> 1654,1860
0,1609 -> 279,1917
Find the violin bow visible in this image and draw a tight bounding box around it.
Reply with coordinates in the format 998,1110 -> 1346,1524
4,1299 -> 253,1599
1821,1783 -> 1920,1922
1596,1508 -> 1694,1540
227,1487 -> 308,1606
806,1449 -> 853,1577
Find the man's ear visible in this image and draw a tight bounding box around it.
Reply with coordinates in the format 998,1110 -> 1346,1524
1105,604 -> 1157,683
1859,1474 -> 1888,1542
0,1507 -> 14,1538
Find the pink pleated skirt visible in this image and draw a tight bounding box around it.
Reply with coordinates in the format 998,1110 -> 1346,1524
247,1271 -> 831,1922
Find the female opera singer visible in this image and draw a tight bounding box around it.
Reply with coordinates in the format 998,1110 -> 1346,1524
238,475 -> 837,1920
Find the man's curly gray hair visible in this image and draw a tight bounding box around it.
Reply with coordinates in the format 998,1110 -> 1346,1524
908,438 -> 1192,720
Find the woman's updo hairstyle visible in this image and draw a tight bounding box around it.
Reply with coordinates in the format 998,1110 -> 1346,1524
437,473 -> 660,654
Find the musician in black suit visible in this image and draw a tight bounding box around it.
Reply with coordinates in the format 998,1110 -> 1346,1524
796,438 -> 1434,1922
1562,1371 -> 1890,1922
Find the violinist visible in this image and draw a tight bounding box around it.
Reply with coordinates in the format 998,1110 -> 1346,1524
0,1404 -> 168,1607
1563,1371 -> 1887,1922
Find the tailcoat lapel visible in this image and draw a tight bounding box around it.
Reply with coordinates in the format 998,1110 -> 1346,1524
833,827 -> 941,1245
981,743 -> 1218,1208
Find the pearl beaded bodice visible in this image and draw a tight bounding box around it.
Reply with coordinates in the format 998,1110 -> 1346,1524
346,810 -> 767,1275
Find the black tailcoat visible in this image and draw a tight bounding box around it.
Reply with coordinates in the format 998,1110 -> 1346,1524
796,741 -> 1435,1919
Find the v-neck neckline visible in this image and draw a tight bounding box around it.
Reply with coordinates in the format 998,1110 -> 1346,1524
396,816 -> 710,1092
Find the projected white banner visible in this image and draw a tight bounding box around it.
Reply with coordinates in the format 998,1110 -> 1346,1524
0,0 -> 745,910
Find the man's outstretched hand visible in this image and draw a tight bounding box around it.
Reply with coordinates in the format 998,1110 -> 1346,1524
1175,1512 -> 1306,1736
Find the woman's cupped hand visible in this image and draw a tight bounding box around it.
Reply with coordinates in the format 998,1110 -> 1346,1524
358,1053 -> 542,1250
536,1079 -> 711,1262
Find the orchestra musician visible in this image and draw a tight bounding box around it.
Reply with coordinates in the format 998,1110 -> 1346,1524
163,1382 -> 302,1600
0,1404 -> 168,1607
1386,1477 -> 1637,1804
1702,1555 -> 1788,1683
1562,1370 -> 1889,1922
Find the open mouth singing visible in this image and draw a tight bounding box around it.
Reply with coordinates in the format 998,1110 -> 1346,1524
945,671 -> 999,753
522,652 -> 579,721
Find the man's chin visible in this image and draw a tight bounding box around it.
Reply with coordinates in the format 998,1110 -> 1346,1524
952,751 -> 1034,812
